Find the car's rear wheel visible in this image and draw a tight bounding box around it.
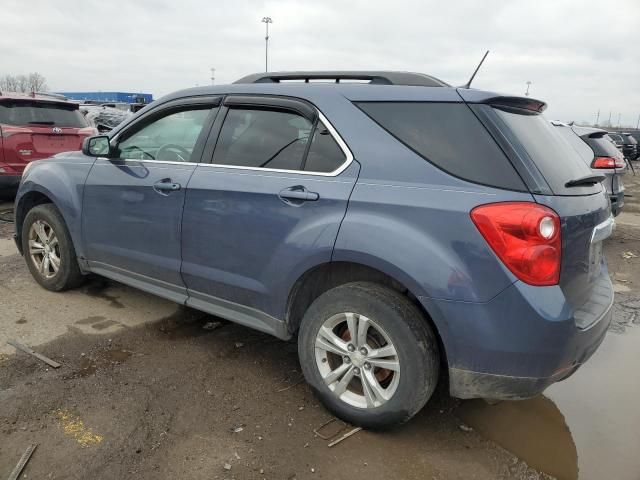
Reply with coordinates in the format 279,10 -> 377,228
298,282 -> 439,429
21,204 -> 85,291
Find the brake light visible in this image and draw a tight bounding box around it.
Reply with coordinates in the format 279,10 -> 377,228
471,202 -> 561,286
592,156 -> 625,169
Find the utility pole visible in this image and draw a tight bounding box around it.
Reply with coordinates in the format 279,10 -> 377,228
595,109 -> 600,127
636,113 -> 640,129
525,81 -> 531,96
617,113 -> 621,128
261,17 -> 273,72
210,67 -> 216,85
607,111 -> 612,127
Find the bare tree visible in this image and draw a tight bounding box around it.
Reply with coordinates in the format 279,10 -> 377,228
0,72 -> 48,93
28,72 -> 47,92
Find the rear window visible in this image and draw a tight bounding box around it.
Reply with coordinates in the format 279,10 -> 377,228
0,101 -> 87,128
493,108 -> 598,195
554,126 -> 593,167
356,102 -> 526,191
624,134 -> 638,145
584,135 -> 622,158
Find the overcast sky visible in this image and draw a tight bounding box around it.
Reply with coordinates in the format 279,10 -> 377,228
3,0 -> 639,125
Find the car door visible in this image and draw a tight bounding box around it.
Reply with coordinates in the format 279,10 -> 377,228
181,95 -> 359,333
82,97 -> 220,303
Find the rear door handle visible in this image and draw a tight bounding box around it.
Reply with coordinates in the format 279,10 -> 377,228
279,186 -> 320,204
153,179 -> 181,194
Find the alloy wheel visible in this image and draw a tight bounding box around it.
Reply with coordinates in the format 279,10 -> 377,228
314,312 -> 400,409
28,219 -> 61,279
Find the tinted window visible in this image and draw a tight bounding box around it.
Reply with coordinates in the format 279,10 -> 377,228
609,134 -> 623,144
494,108 -> 597,195
118,108 -> 212,162
624,134 -> 638,145
357,102 -> 525,190
584,135 -> 621,157
213,108 -> 312,170
0,101 -> 87,128
304,121 -> 346,173
554,126 -> 593,167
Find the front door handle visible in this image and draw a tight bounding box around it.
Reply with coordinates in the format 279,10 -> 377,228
153,179 -> 181,194
279,186 -> 320,204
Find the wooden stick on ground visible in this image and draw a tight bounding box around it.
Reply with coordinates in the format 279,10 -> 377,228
6,340 -> 61,368
7,444 -> 38,480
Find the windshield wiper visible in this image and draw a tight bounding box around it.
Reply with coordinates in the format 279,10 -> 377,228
565,174 -> 605,187
28,121 -> 55,125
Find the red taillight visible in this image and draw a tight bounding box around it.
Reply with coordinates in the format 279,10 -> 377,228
471,202 -> 561,286
592,156 -> 625,169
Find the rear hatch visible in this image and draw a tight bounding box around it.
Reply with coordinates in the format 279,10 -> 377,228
0,99 -> 93,175
463,93 -> 613,328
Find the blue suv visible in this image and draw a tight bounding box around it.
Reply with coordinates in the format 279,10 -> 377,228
14,71 -> 614,428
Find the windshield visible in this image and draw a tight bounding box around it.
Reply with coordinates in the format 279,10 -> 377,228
494,108 -> 599,195
0,101 -> 88,128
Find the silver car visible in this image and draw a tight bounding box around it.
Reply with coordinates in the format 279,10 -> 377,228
552,122 -> 626,216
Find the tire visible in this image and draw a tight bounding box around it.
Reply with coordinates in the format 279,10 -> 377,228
298,281 -> 439,429
21,203 -> 85,291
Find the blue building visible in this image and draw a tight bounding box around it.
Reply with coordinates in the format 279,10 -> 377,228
57,91 -> 153,104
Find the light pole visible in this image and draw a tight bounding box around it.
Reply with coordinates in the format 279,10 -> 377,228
525,81 -> 531,96
594,109 -> 600,127
261,16 -> 273,72
210,67 -> 216,85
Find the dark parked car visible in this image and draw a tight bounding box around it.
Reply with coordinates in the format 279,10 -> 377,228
552,122 -> 626,216
0,92 -> 96,192
608,132 -> 638,160
14,72 -> 614,428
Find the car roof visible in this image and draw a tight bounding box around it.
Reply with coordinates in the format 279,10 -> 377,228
0,91 -> 74,105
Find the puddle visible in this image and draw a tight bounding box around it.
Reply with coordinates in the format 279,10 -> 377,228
104,349 -> 132,363
71,349 -> 132,378
457,323 -> 640,480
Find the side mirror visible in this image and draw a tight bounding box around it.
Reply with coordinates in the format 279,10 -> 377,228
82,135 -> 111,157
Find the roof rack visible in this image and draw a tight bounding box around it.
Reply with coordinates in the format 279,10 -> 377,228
233,71 -> 450,87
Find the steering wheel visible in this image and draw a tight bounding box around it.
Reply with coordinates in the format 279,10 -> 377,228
156,143 -> 191,162
123,145 -> 154,160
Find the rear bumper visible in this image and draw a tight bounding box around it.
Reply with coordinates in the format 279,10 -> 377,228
0,174 -> 21,190
420,273 -> 613,400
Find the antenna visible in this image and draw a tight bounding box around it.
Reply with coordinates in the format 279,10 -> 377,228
462,50 -> 489,89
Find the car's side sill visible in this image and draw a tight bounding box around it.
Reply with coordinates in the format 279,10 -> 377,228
86,261 -> 291,341
186,290 -> 291,340
87,261 -> 188,305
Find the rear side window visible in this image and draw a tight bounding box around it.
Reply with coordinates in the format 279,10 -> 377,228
493,108 -> 598,195
303,121 -> 346,173
0,101 -> 87,128
585,135 -> 622,158
357,102 -> 525,190
213,108 -> 312,170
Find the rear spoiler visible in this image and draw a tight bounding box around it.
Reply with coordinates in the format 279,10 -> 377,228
483,96 -> 547,113
456,89 -> 547,113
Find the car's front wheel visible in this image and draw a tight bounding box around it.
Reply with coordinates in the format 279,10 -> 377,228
298,282 -> 440,429
21,203 -> 85,291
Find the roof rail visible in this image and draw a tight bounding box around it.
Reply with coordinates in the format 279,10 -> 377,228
234,71 -> 450,87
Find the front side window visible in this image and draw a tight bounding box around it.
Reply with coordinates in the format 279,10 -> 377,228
117,108 -> 213,162
213,108 -> 312,170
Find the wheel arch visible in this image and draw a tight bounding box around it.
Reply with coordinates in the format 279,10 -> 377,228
285,260 -> 450,369
14,189 -> 56,254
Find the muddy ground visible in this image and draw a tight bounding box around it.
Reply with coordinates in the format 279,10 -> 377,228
1,172 -> 639,480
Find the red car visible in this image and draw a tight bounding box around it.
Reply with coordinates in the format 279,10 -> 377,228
0,92 -> 96,192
